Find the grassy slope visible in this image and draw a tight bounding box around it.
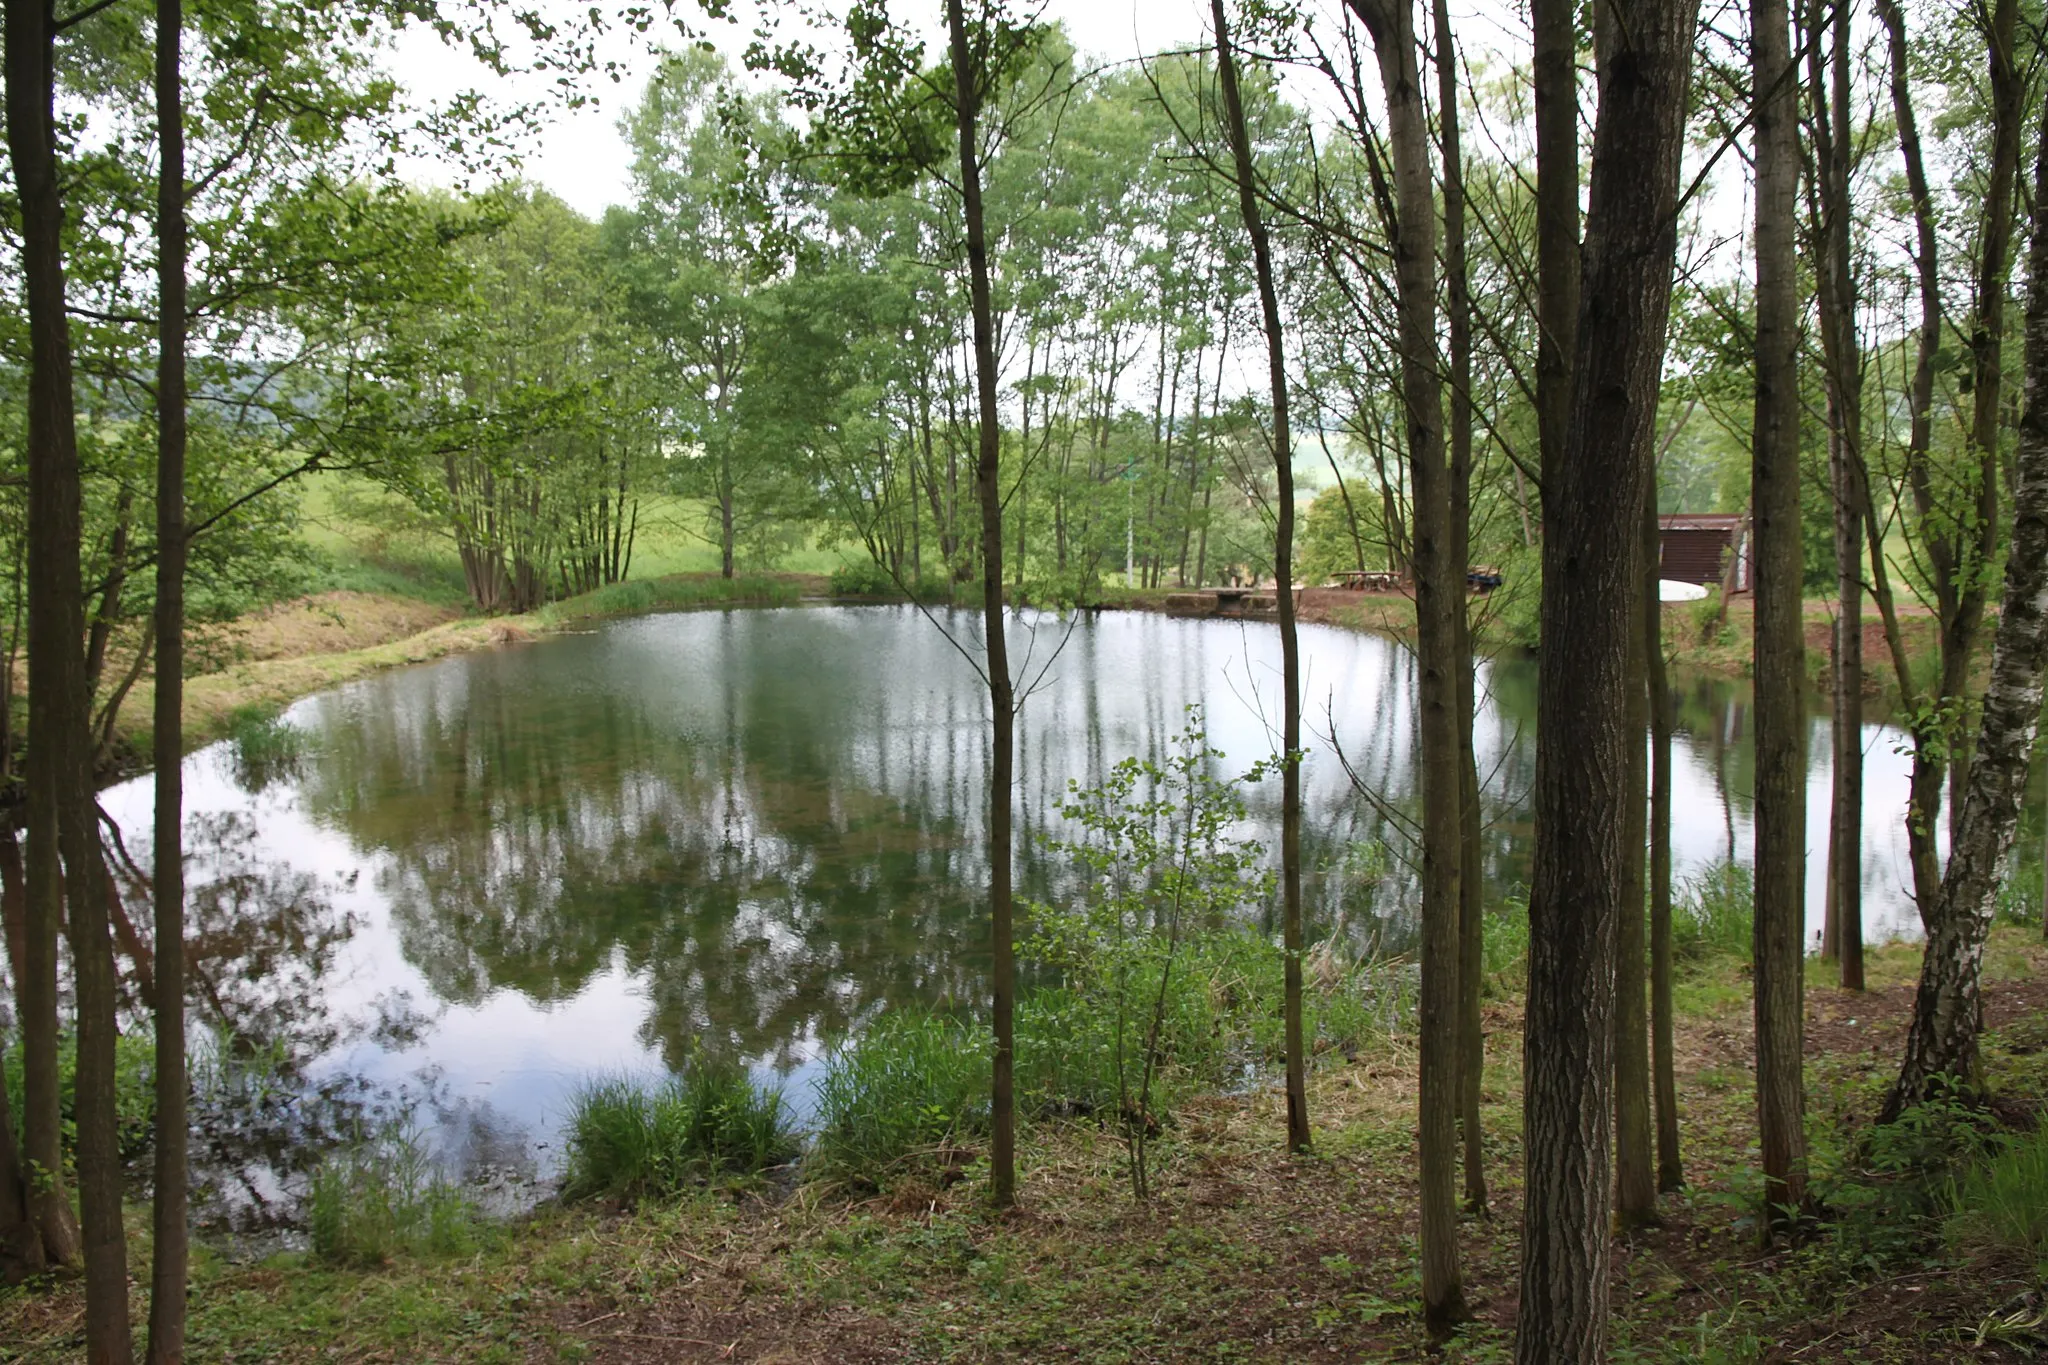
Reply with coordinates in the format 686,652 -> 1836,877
103,473 -> 851,760
8,934 -> 2046,1363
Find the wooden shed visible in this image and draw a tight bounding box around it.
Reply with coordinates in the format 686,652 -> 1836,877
1658,513 -> 1750,591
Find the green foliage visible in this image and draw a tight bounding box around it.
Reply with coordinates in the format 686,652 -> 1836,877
226,703 -> 310,792
827,558 -> 951,601
3,1028 -> 155,1170
1947,1122 -> 2048,1264
1674,863 -> 1754,965
810,1010 -> 992,1188
561,1065 -> 797,1201
534,573 -> 803,626
306,1124 -> 485,1267
1481,891 -> 1531,993
1022,714 -> 1275,1193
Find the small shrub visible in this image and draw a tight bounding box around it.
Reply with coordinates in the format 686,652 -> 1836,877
828,560 -> 902,597
539,573 -> 801,625
226,704 -> 308,792
1482,892 -> 1531,992
561,1064 -> 794,1201
4,1028 -> 156,1169
305,1125 -> 482,1267
810,1010 -> 990,1188
1674,862 -> 1753,965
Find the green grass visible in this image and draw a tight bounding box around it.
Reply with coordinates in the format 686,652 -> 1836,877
560,1066 -> 797,1201
1674,862 -> 1753,965
533,572 -> 807,627
1948,1123 -> 2048,1265
810,1010 -> 992,1189
224,701 -> 309,791
293,471 -> 847,612
305,1125 -> 485,1267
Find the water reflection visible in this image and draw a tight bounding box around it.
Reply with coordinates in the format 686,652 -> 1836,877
97,604 -> 2015,1174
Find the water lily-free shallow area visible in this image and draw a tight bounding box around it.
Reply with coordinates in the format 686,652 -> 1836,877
98,603 -> 2005,1205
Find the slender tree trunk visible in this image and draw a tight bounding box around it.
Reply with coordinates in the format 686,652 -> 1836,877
1806,0 -> 1864,994
1516,0 -> 1698,1352
1432,0 -> 1487,1216
1886,109 -> 2048,1116
947,0 -> 1016,1208
1945,0 -> 2023,831
0,1032 -> 41,1282
3,0 -> 90,1286
148,0 -> 191,1352
1751,0 -> 1810,1231
1347,0 -> 1462,1328
1214,0 -> 1310,1159
1644,493 -> 1682,1190
1615,541 -> 1655,1225
1873,0 -> 1944,917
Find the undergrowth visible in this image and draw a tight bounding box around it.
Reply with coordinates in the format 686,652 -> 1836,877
305,1124 -> 484,1267
561,1064 -> 796,1200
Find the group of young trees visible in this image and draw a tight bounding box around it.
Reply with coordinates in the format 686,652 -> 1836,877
0,0 -> 2045,1357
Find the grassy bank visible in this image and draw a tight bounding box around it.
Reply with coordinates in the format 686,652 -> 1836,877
9,911 -> 2047,1361
103,571 -> 830,767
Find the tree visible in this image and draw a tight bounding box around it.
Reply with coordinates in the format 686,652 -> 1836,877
944,0 -> 1021,1207
149,0 -> 192,1352
1211,0 -> 1308,1164
1343,0 -> 1464,1327
1516,0 -> 1699,1352
3,0 -> 129,1354
1749,0 -> 1810,1231
1885,98 -> 2048,1120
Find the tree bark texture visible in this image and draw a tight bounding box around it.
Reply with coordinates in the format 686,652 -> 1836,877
1750,0 -> 1811,1231
1643,492 -> 1682,1190
5,0 -> 130,1344
1885,97 -> 2048,1121
1516,0 -> 1697,1352
149,0 -> 192,1352
1213,0 -> 1310,1161
1432,0 -> 1488,1216
1346,0 -> 1464,1329
946,0 -> 1017,1208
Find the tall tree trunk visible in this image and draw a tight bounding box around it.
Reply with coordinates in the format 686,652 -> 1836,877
1805,0 -> 1864,993
1615,544 -> 1655,1225
1515,0 -> 1698,1352
1213,0 -> 1310,1159
1432,0 -> 1487,1217
1751,0 -> 1810,1232
0,1032 -> 42,1282
1884,82 -> 2048,1124
1347,0 -> 1463,1329
1644,493 -> 1682,1190
946,0 -> 1017,1208
149,0 -> 191,1352
3,0 -> 91,1287
1945,0 -> 2023,833
1873,0 -> 1944,917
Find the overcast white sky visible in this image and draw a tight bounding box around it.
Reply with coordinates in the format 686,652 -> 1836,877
385,0 -> 1236,219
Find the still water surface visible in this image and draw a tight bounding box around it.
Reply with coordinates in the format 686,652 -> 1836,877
98,604 -> 2005,1186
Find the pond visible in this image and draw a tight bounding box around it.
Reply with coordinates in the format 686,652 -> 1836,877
96,603 -> 2030,1204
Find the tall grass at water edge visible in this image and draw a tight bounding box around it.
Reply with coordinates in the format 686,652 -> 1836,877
560,1063 -> 797,1201
306,1124 -> 484,1267
536,573 -> 803,626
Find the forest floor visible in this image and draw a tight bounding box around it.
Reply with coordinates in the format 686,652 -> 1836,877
7,933 -> 2047,1363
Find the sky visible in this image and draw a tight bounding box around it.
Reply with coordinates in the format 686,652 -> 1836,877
385,0 -> 1228,219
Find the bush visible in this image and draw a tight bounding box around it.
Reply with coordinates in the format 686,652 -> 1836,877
4,1027 -> 156,1170
561,1064 -> 795,1201
306,1125 -> 482,1266
810,1010 -> 990,1188
226,703 -> 309,793
827,558 -> 951,602
1674,862 -> 1753,965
